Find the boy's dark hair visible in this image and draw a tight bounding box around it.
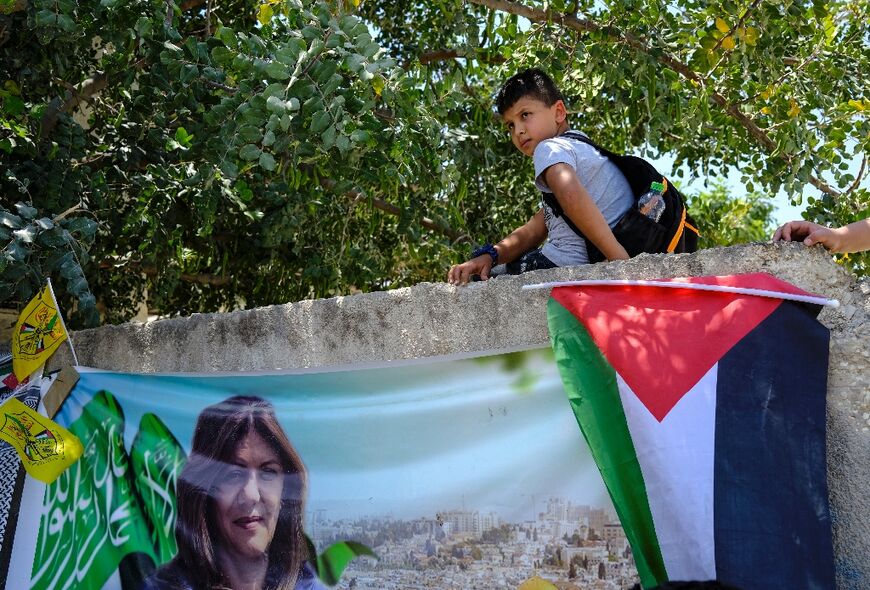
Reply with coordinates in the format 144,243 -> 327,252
496,68 -> 564,115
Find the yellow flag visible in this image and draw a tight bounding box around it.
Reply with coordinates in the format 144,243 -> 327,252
0,398 -> 83,483
518,577 -> 558,590
11,284 -> 68,380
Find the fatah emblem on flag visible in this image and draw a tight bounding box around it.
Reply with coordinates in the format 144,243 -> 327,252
0,398 -> 83,483
11,283 -> 69,380
544,273 -> 836,590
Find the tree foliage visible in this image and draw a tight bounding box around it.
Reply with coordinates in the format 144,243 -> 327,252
686,181 -> 774,249
1,0 -> 868,326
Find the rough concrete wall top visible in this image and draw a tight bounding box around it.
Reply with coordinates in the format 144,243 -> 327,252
50,242 -> 869,372
49,242 -> 869,588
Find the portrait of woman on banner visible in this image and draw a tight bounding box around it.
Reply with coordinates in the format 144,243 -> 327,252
144,395 -> 325,590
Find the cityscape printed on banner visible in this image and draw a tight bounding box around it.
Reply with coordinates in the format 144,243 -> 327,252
311,496 -> 639,590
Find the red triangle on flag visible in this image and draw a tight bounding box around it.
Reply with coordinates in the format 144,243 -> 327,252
551,273 -> 815,422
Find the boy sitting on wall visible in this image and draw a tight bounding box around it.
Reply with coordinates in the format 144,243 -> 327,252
448,68 -> 634,285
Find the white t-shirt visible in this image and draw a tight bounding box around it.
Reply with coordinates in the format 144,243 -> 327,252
533,132 -> 634,266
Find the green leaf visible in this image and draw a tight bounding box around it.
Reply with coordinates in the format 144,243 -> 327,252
275,43 -> 303,65
262,83 -> 285,99
12,226 -> 36,243
3,240 -> 27,262
219,159 -> 239,178
134,16 -> 152,37
264,62 -> 291,80
315,61 -> 338,85
350,130 -> 371,143
60,257 -> 82,279
35,217 -> 54,230
181,64 -> 199,84
62,217 -> 98,237
322,73 -> 343,97
175,127 -> 193,146
37,227 -> 66,247
239,144 -> 261,161
44,250 -> 73,273
3,95 -> 25,117
258,152 -> 276,171
345,54 -> 365,72
266,95 -> 285,113
310,111 -> 330,133
217,26 -> 236,47
15,203 -> 37,219
211,46 -> 235,66
321,124 -> 336,149
335,134 -> 350,154
237,125 -> 262,143
34,10 -> 56,27
315,541 -> 377,585
301,26 -> 320,40
699,35 -> 717,50
234,180 -> 253,202
361,42 -> 380,59
67,276 -> 90,297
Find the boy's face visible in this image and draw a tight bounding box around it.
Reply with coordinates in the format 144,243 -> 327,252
502,97 -> 568,157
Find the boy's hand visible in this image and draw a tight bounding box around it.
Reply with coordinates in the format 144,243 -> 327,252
448,255 -> 493,285
773,221 -> 846,252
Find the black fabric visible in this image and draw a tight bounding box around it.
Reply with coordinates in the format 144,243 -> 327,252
484,248 -> 557,279
541,131 -> 698,263
714,302 -> 834,590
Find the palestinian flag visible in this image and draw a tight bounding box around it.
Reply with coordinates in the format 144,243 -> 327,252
546,273 -> 835,590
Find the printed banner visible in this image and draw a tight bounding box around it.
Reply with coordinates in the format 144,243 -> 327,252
3,349 -> 636,590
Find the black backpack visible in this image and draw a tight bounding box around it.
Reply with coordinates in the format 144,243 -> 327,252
541,131 -> 699,263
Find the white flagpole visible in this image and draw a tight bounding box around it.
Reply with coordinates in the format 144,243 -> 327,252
46,278 -> 80,366
521,279 -> 840,308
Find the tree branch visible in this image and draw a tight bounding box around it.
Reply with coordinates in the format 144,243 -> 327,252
40,72 -> 109,138
53,203 -> 84,222
318,177 -> 468,244
417,49 -> 505,66
180,0 -> 205,11
99,260 -> 232,287
845,156 -> 866,195
468,0 -> 840,197
730,51 -> 821,107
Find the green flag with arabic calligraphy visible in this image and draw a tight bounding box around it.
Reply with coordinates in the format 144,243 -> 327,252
30,391 -> 157,590
130,413 -> 186,565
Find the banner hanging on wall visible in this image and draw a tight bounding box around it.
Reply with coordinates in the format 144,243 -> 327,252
3,348 -> 631,590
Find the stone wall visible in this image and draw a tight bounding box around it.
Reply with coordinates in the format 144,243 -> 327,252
47,242 -> 870,588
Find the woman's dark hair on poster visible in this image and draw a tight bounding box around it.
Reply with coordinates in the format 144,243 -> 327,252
171,395 -> 308,590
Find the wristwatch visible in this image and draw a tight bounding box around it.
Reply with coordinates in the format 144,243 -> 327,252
471,243 -> 499,265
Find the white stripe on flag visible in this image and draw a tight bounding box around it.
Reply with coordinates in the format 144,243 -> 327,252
522,280 -> 840,308
615,365 -> 718,581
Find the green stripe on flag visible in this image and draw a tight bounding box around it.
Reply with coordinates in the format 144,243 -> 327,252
548,298 -> 667,588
